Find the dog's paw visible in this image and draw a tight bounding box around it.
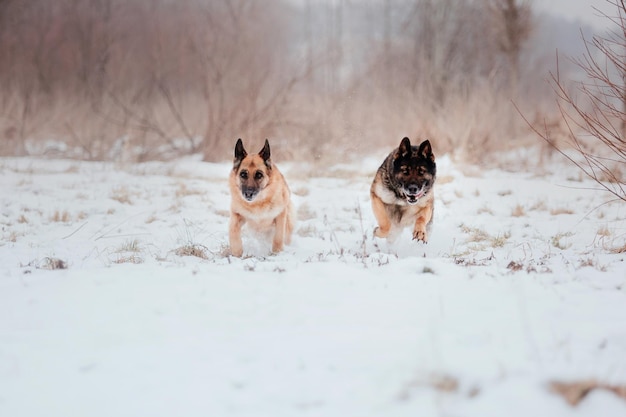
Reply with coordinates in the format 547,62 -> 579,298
230,246 -> 243,257
373,226 -> 390,238
412,229 -> 428,243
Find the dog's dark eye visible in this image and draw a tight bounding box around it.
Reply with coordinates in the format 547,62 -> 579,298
254,171 -> 264,180
401,168 -> 410,176
240,171 -> 248,179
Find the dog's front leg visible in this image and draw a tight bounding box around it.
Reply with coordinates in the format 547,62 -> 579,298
272,210 -> 287,253
412,204 -> 433,243
371,193 -> 391,238
229,212 -> 244,257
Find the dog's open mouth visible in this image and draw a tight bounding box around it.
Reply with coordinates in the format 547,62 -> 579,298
405,186 -> 426,205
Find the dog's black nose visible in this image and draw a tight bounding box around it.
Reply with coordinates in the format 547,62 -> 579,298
407,184 -> 420,195
242,188 -> 257,201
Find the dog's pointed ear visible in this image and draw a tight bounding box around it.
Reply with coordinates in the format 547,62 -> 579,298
234,138 -> 247,162
259,139 -> 272,168
233,138 -> 247,171
418,139 -> 435,162
398,137 -> 412,158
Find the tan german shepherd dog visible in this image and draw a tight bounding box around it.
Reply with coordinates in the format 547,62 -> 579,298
371,137 -> 436,243
229,138 -> 294,257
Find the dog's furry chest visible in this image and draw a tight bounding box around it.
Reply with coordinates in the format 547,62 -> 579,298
233,197 -> 285,229
373,181 -> 433,225
388,202 -> 428,227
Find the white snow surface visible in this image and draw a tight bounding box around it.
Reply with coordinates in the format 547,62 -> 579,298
1,153 -> 626,417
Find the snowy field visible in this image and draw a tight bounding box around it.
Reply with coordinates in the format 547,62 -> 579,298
1,151 -> 626,417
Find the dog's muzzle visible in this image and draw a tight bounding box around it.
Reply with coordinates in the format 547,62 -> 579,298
241,187 -> 259,202
405,184 -> 426,205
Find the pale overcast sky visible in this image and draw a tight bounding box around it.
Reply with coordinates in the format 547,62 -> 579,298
534,0 -> 617,30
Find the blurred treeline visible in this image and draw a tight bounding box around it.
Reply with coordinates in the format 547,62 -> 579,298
0,0 -> 581,162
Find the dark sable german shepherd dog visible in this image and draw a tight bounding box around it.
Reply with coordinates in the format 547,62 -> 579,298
229,138 -> 294,257
370,137 -> 436,243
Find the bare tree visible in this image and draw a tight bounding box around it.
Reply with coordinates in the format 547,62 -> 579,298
485,0 -> 533,99
527,0 -> 626,201
187,0 -> 304,161
0,0 -> 569,163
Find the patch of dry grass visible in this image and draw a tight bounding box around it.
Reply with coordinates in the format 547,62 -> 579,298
458,224 -> 511,252
491,232 -> 511,248
511,204 -> 526,217
577,257 -> 607,271
168,202 -> 182,213
596,226 -> 611,237
550,207 -> 575,215
110,186 -> 132,204
551,232 -> 573,250
145,214 -> 159,224
174,244 -> 209,259
118,239 -> 142,253
460,224 -> 491,243
39,257 -> 68,270
610,242 -> 626,254
297,224 -> 319,238
113,255 -> 143,264
529,199 -> 548,211
5,231 -> 19,242
112,240 -> 144,264
398,372 -> 480,402
550,380 -> 626,406
175,183 -> 205,198
50,210 -> 71,222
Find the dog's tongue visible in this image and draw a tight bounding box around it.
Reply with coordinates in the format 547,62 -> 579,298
410,186 -> 425,200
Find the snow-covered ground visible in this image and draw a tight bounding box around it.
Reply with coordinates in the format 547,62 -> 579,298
1,152 -> 625,417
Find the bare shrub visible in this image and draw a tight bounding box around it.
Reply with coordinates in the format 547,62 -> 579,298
0,0 -> 560,163
526,0 -> 626,201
